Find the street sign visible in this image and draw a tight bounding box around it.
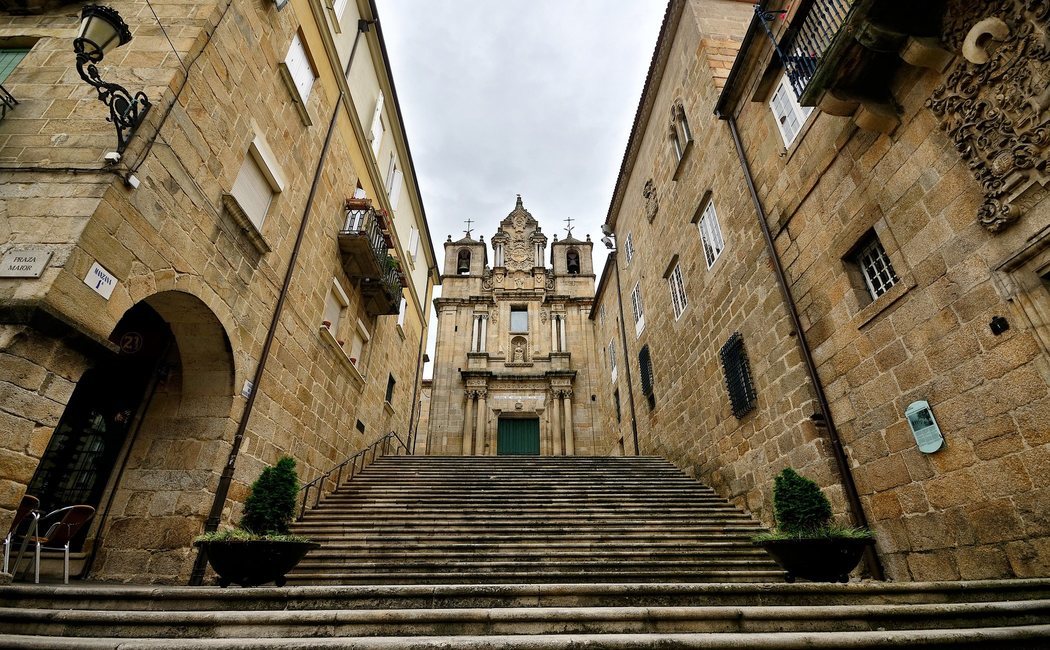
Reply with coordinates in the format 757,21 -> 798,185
0,248 -> 52,278
84,261 -> 117,299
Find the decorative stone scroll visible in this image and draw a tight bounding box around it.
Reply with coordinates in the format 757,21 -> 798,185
926,0 -> 1050,232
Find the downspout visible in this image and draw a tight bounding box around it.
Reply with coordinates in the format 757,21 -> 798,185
344,19 -> 374,80
611,252 -> 641,456
189,93 -> 345,585
725,115 -> 884,580
405,276 -> 433,453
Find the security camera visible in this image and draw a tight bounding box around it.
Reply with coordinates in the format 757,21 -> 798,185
601,236 -> 614,249
124,174 -> 141,189
103,151 -> 121,164
600,224 -> 613,236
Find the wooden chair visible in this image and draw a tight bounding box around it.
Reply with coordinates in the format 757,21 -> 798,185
3,494 -> 39,574
28,505 -> 95,584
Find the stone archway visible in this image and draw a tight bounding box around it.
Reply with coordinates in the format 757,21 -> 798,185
73,290 -> 235,583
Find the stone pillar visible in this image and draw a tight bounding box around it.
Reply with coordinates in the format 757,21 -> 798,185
550,317 -> 558,352
550,390 -> 562,456
474,390 -> 487,456
479,316 -> 487,352
461,391 -> 474,456
470,317 -> 478,352
558,316 -> 567,352
563,389 -> 575,456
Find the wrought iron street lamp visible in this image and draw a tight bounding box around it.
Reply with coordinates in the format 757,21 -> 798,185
74,5 -> 151,153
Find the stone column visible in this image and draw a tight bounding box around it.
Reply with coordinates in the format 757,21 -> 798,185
550,317 -> 558,352
470,317 -> 478,352
479,316 -> 487,352
474,390 -> 487,456
559,316 -> 567,352
563,389 -> 575,456
550,389 -> 562,456
461,391 -> 474,456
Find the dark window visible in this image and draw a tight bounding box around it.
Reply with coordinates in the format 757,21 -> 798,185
457,249 -> 471,274
720,332 -> 757,419
566,249 -> 580,274
385,374 -> 396,403
638,344 -> 655,410
613,389 -> 621,423
356,420 -> 366,433
510,306 -> 528,333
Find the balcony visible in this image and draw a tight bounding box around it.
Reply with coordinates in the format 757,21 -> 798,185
764,0 -> 952,133
361,256 -> 405,316
0,84 -> 17,122
338,199 -> 391,281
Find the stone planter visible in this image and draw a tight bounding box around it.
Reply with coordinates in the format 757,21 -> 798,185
195,540 -> 319,587
756,537 -> 873,583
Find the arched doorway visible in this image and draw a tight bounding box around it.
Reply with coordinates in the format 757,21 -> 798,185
28,290 -> 236,583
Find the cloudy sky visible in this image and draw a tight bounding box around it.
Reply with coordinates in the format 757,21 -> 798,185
375,0 -> 667,376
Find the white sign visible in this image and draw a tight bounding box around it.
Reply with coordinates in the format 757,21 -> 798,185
241,379 -> 254,398
0,248 -> 52,278
84,262 -> 117,300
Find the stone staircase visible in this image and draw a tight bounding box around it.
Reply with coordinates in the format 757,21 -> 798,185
287,455 -> 782,585
0,455 -> 1048,647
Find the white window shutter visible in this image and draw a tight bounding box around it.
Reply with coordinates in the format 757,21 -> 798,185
285,34 -> 315,103
389,169 -> 403,211
231,155 -> 274,229
370,92 -> 385,155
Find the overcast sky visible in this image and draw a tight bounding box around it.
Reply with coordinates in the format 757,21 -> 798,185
375,0 -> 667,377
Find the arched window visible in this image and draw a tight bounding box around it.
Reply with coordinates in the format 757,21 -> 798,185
457,249 -> 471,275
670,100 -> 692,164
566,249 -> 580,274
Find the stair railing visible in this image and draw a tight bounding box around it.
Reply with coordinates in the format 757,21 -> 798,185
298,430 -> 409,520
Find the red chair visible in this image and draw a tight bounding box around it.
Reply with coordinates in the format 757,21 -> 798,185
28,505 -> 95,584
3,494 -> 39,574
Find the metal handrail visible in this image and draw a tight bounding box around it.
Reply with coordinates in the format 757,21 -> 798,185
0,83 -> 18,121
298,430 -> 409,519
341,201 -> 389,267
757,0 -> 854,101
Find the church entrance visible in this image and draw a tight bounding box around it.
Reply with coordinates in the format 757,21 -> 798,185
497,417 -> 540,455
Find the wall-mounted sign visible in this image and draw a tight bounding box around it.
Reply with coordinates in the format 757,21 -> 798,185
905,400 -> 944,453
0,248 -> 52,278
241,379 -> 254,399
84,262 -> 117,300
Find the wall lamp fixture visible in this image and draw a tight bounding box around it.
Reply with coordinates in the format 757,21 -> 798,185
74,5 -> 151,153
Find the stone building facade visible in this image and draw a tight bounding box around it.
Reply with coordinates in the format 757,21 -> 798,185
426,197 -> 602,456
0,0 -> 437,583
597,0 -> 1049,582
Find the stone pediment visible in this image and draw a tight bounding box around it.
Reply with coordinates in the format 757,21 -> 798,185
497,196 -> 544,271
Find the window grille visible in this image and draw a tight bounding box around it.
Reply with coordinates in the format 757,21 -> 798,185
668,263 -> 688,320
719,332 -> 757,419
624,232 -> 634,265
638,344 -> 655,409
613,389 -> 621,423
609,341 -> 617,380
599,304 -> 606,327
697,201 -> 725,268
856,236 -> 898,300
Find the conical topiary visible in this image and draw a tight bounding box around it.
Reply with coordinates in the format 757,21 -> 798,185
240,456 -> 300,535
772,468 -> 832,535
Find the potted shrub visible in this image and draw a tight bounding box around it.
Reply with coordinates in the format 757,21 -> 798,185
754,468 -> 874,583
194,456 -> 318,587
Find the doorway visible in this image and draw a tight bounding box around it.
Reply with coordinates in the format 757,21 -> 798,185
497,417 -> 540,455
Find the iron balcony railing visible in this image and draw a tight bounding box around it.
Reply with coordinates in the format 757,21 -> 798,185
759,0 -> 854,101
298,431 -> 409,519
341,199 -> 389,270
0,83 -> 18,121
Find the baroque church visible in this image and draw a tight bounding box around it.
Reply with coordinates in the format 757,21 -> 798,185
425,197 -> 602,456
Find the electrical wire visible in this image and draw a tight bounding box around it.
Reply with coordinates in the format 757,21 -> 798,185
145,0 -> 189,73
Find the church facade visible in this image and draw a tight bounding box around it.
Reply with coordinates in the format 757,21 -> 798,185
426,198 -> 603,456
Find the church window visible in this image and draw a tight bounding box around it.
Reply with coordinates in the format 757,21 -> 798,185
720,332 -> 757,419
566,249 -> 580,274
510,306 -> 528,333
630,283 -> 645,336
667,262 -> 688,320
624,232 -> 634,265
696,199 -> 725,269
457,249 -> 471,274
770,73 -> 813,147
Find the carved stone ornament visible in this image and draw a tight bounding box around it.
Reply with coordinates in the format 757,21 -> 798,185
926,0 -> 1050,232
643,179 -> 659,223
482,269 -> 493,290
545,270 -> 555,291
540,309 -> 549,323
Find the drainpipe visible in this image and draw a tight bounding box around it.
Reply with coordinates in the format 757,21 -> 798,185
610,251 -> 641,456
405,277 -> 433,453
725,115 -> 884,580
345,20 -> 375,81
189,93 -> 345,585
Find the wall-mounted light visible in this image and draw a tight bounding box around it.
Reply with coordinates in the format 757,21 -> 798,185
74,5 -> 151,153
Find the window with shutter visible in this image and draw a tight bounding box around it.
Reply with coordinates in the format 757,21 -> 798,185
284,33 -> 316,104
0,49 -> 30,84
389,168 -> 403,211
396,297 -> 407,328
408,227 -> 419,261
370,92 -> 385,156
231,153 -> 274,229
332,0 -> 349,22
719,332 -> 757,419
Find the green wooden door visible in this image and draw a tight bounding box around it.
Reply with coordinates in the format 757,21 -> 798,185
497,418 -> 540,455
